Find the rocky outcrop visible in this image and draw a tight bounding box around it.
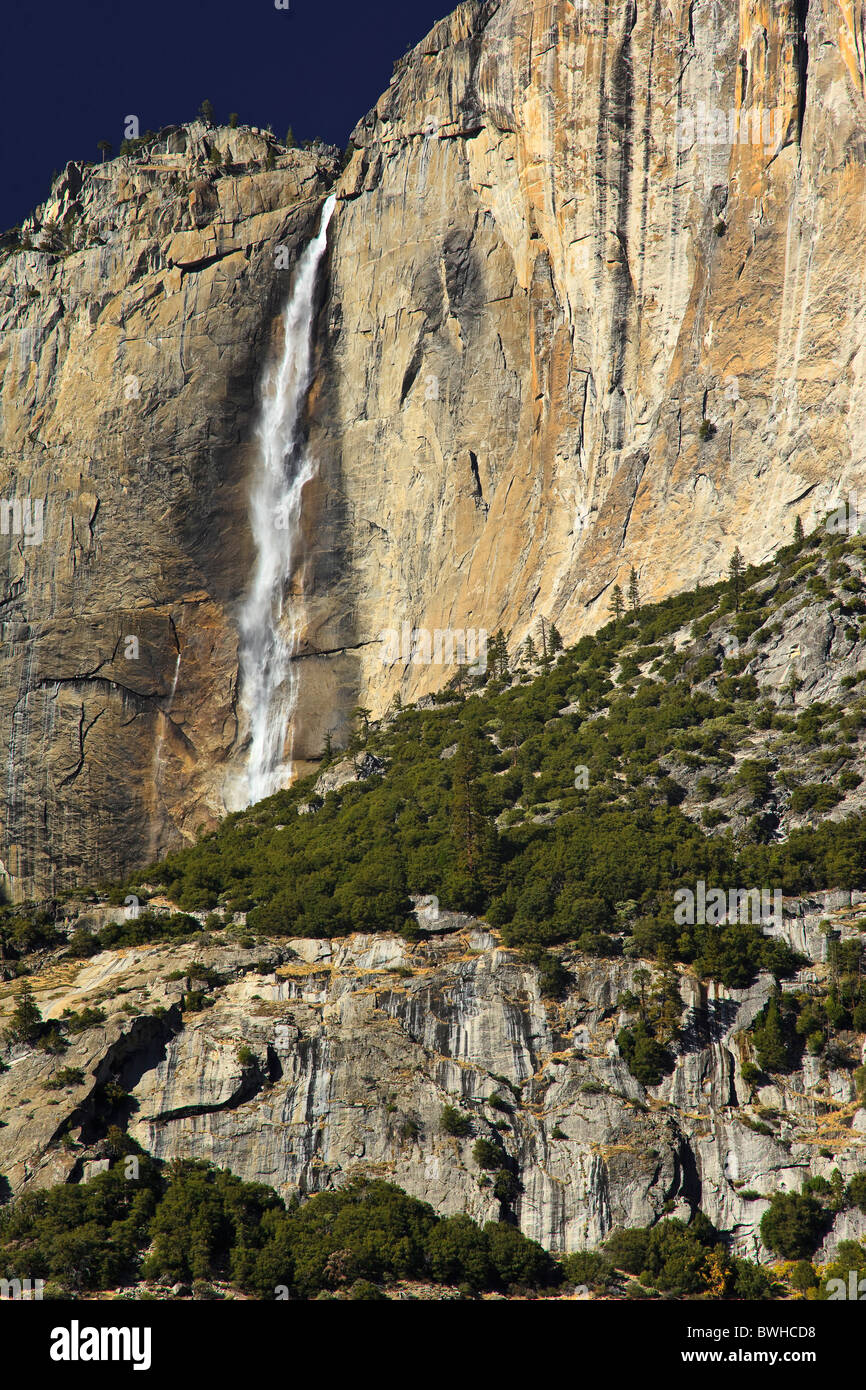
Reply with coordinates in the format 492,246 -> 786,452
2,914 -> 864,1258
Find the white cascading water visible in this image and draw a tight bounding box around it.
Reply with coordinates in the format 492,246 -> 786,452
234,194 -> 336,808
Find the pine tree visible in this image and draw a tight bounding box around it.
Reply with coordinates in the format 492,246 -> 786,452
628,568 -> 640,613
633,967 -> 651,1022
651,965 -> 684,1044
522,636 -> 537,666
229,113 -> 239,129
199,99 -> 216,126
452,733 -> 484,877
611,585 -> 625,621
350,706 -> 371,743
728,546 -> 744,612
6,981 -> 42,1046
285,126 -> 295,149
491,628 -> 509,679
753,996 -> 790,1072
97,140 -> 113,162
450,732 -> 500,894
794,514 -> 804,543
548,624 -> 563,656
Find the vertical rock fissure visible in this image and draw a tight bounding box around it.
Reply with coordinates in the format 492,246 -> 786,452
607,0 -> 638,449
468,449 -> 484,505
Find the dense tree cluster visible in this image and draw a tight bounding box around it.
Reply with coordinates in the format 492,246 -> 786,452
0,1144 -> 556,1298
604,1214 -> 774,1298
0,1140 -> 803,1300
121,531 -> 866,999
759,1191 -> 832,1260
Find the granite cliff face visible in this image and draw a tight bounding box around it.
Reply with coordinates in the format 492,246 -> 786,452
300,0 -> 866,738
2,903 -> 864,1259
3,0 -> 866,888
0,126 -> 338,896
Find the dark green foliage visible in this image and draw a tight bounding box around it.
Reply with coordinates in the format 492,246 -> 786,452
633,1215 -> 718,1294
492,1170 -> 519,1204
67,928 -> 100,958
0,1140 -> 160,1290
472,1138 -> 503,1170
3,980 -> 73,1054
439,1105 -> 472,1138
523,948 -> 571,998
426,1214 -> 491,1288
61,1006 -> 106,1034
5,981 -> 42,1046
616,1020 -> 673,1086
181,990 -> 212,1013
144,1161 -> 283,1284
750,961 -> 866,1072
559,1249 -> 613,1290
760,1192 -> 830,1259
847,1173 -> 866,1214
449,730 -> 502,908
752,997 -> 797,1073
732,1260 -> 774,1299
728,547 -> 745,610
737,760 -> 774,803
0,904 -> 62,960
482,1219 -> 553,1287
802,1176 -> 831,1198
489,629 -> 509,678
74,911 -> 204,955
819,1239 -> 866,1298
606,1214 -> 771,1297
790,783 -> 844,815
347,1279 -> 387,1299
604,1226 -> 651,1274
0,1157 -> 551,1299
44,1067 -> 85,1090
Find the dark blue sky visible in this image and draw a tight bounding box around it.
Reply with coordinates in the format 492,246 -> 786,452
1,0 -> 450,231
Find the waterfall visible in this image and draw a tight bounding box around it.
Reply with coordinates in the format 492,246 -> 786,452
235,193 -> 336,809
